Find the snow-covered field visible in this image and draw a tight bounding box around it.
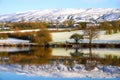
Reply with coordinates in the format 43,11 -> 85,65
0,38 -> 29,44
51,30 -> 120,43
0,30 -> 120,44
0,64 -> 120,78
99,32 -> 120,40
51,30 -> 83,43
0,29 -> 39,33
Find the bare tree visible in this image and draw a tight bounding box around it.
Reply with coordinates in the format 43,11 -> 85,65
100,21 -> 112,34
56,20 -> 59,31
34,28 -> 52,46
83,26 -> 100,48
83,26 -> 100,68
68,19 -> 75,28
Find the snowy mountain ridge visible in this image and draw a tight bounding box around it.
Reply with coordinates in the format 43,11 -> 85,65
0,8 -> 120,22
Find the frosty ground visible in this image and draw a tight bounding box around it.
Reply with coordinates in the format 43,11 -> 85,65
51,30 -> 120,43
0,29 -> 120,43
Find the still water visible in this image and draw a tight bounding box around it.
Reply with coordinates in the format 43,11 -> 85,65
0,47 -> 120,80
0,47 -> 120,65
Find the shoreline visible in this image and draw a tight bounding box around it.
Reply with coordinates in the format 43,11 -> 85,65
0,42 -> 120,48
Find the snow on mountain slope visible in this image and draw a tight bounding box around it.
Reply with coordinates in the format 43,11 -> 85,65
0,8 -> 120,22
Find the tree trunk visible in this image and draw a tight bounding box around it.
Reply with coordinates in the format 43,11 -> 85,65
89,39 -> 92,57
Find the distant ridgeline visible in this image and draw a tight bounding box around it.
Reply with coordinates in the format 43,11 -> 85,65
0,8 -> 120,22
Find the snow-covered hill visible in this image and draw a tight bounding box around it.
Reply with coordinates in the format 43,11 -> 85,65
0,8 -> 120,22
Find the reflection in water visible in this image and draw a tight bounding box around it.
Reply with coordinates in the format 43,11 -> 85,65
0,47 -> 52,65
84,47 -> 99,70
69,47 -> 120,70
70,48 -> 83,58
69,47 -> 98,70
0,47 -> 30,52
0,47 -> 119,67
0,47 -> 120,78
71,48 -> 120,70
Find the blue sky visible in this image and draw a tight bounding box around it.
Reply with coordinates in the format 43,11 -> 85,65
0,0 -> 119,15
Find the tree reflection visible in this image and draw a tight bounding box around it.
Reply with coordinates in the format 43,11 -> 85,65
70,48 -> 83,59
0,47 -> 52,65
0,47 -> 119,67
70,47 -> 100,70
101,55 -> 120,66
85,47 -> 99,70
70,47 -> 120,70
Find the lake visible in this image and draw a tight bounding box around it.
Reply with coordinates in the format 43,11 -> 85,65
0,47 -> 120,80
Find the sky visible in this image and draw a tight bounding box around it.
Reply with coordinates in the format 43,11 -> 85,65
0,0 -> 120,15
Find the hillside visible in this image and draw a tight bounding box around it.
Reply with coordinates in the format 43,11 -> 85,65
0,8 -> 120,22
